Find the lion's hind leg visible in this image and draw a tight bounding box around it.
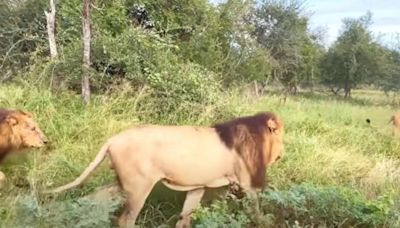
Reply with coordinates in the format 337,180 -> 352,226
117,177 -> 158,228
175,188 -> 205,228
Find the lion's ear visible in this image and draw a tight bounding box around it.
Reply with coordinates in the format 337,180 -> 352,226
6,115 -> 18,126
267,118 -> 278,133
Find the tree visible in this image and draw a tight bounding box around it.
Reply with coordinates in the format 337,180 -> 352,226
378,49 -> 400,94
45,0 -> 58,58
213,0 -> 273,86
320,12 -> 389,98
82,0 -> 91,104
250,0 -> 318,94
0,0 -> 48,79
380,34 -> 400,94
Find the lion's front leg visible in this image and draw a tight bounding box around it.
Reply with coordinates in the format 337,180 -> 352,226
176,188 -> 205,228
247,190 -> 260,209
239,182 -> 262,214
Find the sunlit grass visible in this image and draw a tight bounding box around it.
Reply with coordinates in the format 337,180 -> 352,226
1,84 -> 399,227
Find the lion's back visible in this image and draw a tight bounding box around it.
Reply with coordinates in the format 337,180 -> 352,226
116,125 -> 223,149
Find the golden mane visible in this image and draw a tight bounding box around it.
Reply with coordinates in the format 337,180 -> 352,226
0,108 -> 47,162
0,109 -> 14,161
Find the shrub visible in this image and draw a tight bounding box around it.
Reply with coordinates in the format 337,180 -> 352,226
192,184 -> 399,227
20,26 -> 224,121
192,200 -> 252,228
7,195 -> 121,228
261,184 -> 397,227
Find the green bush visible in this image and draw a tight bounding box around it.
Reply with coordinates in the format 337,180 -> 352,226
192,184 -> 399,227
21,26 -> 223,120
6,196 -> 121,228
145,61 -> 221,120
261,184 -> 397,227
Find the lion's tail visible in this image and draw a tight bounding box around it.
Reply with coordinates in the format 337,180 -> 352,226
387,116 -> 394,124
46,143 -> 110,194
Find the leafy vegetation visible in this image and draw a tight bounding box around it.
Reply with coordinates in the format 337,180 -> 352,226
1,0 -> 400,97
1,86 -> 400,227
193,184 -> 399,227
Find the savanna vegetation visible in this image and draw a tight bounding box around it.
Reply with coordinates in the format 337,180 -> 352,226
1,0 -> 400,227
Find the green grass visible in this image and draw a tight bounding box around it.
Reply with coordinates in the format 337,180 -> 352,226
1,84 -> 400,227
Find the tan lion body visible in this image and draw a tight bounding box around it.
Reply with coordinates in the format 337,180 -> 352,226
50,112 -> 284,228
0,108 -> 48,188
389,113 -> 400,136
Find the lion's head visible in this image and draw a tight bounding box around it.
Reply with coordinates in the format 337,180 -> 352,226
213,111 -> 284,189
0,109 -> 48,158
263,115 -> 284,167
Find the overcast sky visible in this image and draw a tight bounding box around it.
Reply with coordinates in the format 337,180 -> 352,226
210,0 -> 400,46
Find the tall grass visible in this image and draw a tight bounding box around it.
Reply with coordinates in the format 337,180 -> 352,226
0,83 -> 250,226
1,85 -> 399,227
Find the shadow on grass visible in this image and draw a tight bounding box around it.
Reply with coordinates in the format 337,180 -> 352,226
145,182 -> 231,226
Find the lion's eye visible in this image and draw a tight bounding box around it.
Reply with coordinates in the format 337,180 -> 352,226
31,127 -> 36,131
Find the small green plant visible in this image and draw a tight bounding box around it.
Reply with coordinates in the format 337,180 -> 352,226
192,199 -> 251,228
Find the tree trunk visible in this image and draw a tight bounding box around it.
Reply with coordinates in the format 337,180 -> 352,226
344,88 -> 351,98
287,82 -> 297,95
310,66 -> 314,92
293,84 -> 298,95
82,0 -> 91,104
45,0 -> 57,58
254,81 -> 261,97
343,76 -> 351,98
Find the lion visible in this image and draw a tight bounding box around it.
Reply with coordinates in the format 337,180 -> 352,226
48,111 -> 284,228
0,171 -> 5,189
0,108 -> 48,188
389,113 -> 400,136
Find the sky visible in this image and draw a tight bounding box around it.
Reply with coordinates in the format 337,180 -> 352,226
306,0 -> 400,45
210,0 -> 400,46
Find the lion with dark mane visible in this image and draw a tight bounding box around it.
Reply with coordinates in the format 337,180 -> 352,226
0,108 -> 48,188
48,111 -> 284,228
